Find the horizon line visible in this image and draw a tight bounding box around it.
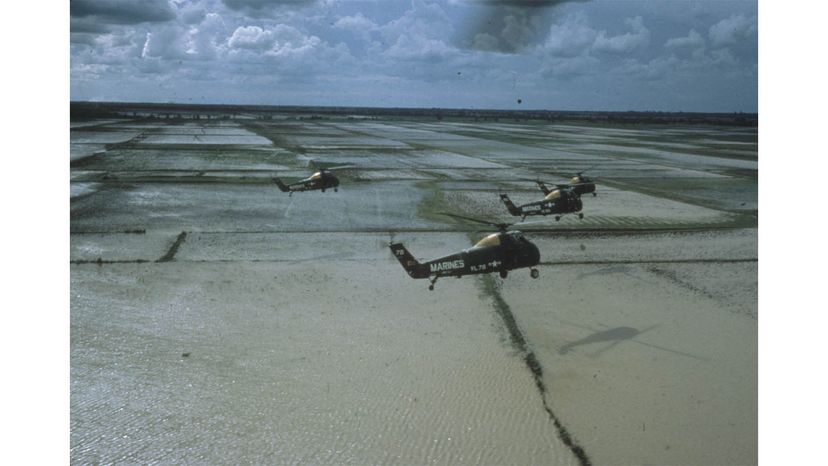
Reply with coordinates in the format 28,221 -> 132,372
70,100 -> 758,116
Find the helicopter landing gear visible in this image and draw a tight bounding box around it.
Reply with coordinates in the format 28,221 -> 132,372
578,213 -> 584,219
593,192 -> 597,197
322,188 -> 326,193
334,187 -> 338,192
555,215 -> 561,221
500,270 -> 508,279
530,268 -> 539,279
428,276 -> 438,291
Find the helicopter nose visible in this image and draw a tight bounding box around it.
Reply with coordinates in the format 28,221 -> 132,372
527,242 -> 540,266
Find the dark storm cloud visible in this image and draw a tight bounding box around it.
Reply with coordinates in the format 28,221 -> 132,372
460,0 -> 589,52
221,0 -> 317,11
474,0 -> 571,6
70,0 -> 176,25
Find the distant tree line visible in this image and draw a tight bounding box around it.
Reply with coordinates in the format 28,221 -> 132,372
70,101 -> 758,127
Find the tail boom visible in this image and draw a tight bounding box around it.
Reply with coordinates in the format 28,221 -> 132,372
499,193 -> 522,217
389,243 -> 429,278
272,177 -> 291,192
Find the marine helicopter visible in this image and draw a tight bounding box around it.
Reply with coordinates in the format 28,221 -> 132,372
537,171 -> 597,197
499,184 -> 585,221
389,213 -> 541,291
272,162 -> 353,196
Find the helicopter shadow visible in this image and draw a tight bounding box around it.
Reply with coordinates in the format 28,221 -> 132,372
559,325 -> 651,355
556,319 -> 708,362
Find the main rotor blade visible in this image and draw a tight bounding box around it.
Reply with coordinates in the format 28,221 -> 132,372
574,163 -> 600,176
512,219 -> 555,228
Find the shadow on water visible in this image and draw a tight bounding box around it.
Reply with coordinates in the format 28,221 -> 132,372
558,322 -> 709,361
559,326 -> 643,354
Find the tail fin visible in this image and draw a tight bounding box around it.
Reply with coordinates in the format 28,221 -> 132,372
272,178 -> 291,192
389,243 -> 429,278
499,193 -> 522,217
536,181 -> 551,195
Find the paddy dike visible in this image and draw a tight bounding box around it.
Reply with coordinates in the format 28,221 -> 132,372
71,112 -> 757,465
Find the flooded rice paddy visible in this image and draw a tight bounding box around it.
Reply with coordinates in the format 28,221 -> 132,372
71,113 -> 756,465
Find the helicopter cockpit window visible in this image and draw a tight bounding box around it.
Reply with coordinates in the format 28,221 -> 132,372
309,172 -> 322,180
474,233 -> 501,248
545,190 -> 561,201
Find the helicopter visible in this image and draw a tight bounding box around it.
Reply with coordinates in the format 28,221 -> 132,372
499,184 -> 585,221
272,162 -> 353,196
389,213 -> 541,290
538,171 -> 597,197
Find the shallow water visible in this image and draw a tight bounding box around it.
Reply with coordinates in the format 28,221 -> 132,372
71,114 -> 756,465
71,261 -> 578,465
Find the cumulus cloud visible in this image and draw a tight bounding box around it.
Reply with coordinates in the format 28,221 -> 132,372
140,26 -> 188,59
333,13 -> 377,42
369,0 -> 457,64
384,34 -> 455,61
665,29 -> 705,50
380,0 -> 452,42
541,12 -> 597,57
185,13 -> 229,59
708,14 -> 756,47
535,11 -> 651,64
264,25 -> 323,58
229,25 -> 277,49
70,0 -> 757,111
334,13 -> 377,33
592,16 -> 649,54
178,2 -> 207,25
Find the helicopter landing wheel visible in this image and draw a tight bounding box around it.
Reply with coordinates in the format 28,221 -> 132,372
578,213 -> 584,219
593,193 -> 597,197
500,270 -> 508,279
428,277 -> 438,290
555,216 -> 561,221
334,188 -> 338,192
322,189 -> 326,193
530,268 -> 539,279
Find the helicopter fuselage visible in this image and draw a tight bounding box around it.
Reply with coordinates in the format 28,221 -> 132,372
501,189 -> 583,218
274,171 -> 340,193
390,231 -> 540,284
519,194 -> 583,216
292,172 -> 339,192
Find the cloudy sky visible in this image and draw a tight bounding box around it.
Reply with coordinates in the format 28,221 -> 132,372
70,0 -> 757,112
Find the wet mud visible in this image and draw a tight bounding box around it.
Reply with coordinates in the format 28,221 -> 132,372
478,275 -> 591,466
71,113 -> 756,465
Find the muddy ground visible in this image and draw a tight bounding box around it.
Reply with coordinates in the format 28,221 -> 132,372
71,113 -> 757,465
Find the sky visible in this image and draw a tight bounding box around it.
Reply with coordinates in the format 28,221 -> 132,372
69,0 -> 758,112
